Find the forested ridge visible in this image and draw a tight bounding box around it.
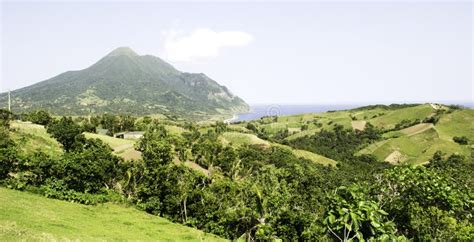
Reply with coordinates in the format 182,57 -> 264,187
1,105 -> 473,241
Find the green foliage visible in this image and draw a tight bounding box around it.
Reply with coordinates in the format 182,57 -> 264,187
453,136 -> 469,145
2,106 -> 473,241
324,185 -> 400,241
372,165 -> 473,240
136,125 -> 173,166
54,138 -> 121,193
0,109 -> 13,127
393,119 -> 421,130
289,124 -> 381,161
27,110 -> 53,126
47,117 -> 83,152
39,178 -> 120,205
0,126 -> 17,179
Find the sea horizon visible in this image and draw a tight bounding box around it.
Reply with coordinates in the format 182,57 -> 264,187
233,101 -> 474,122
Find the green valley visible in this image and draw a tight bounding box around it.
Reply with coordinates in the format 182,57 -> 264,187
1,103 -> 472,241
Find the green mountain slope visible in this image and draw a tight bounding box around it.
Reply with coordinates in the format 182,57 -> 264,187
0,47 -> 249,119
234,104 -> 472,165
0,188 -> 225,241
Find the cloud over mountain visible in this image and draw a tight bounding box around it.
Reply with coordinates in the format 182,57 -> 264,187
163,28 -> 253,62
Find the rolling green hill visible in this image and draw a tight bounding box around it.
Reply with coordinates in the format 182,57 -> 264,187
0,188 -> 225,241
0,47 -> 249,120
219,131 -> 337,166
234,104 -> 473,165
10,121 -> 63,159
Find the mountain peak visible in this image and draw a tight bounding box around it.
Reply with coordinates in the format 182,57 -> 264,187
107,47 -> 138,57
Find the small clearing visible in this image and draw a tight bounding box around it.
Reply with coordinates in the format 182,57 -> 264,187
220,132 -> 270,147
184,161 -> 210,177
351,121 -> 366,131
384,150 -> 406,164
84,133 -> 141,160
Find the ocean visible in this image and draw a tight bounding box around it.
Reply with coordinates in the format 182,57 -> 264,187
231,102 -> 474,122
232,104 -> 360,122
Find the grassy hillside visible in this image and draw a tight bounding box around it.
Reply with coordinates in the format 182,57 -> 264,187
356,108 -> 473,165
10,121 -> 63,158
0,188 -> 225,241
235,104 -> 472,166
436,109 -> 474,141
84,132 -> 141,160
358,127 -> 469,164
368,104 -> 434,129
220,132 -> 337,166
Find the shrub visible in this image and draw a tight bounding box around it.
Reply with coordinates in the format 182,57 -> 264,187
47,117 -> 84,152
54,139 -> 121,193
40,178 -> 121,205
453,136 -> 469,145
323,185 -> 400,241
28,110 -> 53,126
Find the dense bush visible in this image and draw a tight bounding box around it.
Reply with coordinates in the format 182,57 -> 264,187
47,117 -> 84,152
323,185 -> 401,241
27,110 -> 53,126
372,166 -> 473,240
289,124 -> 381,161
54,139 -> 122,193
0,114 -> 17,179
453,136 -> 469,145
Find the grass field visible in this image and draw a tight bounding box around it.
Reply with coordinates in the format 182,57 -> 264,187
368,104 -> 434,129
84,132 -> 142,160
248,104 -> 472,166
220,132 -> 270,147
358,127 -> 470,164
435,109 -> 474,141
220,132 -> 337,166
10,121 -> 63,158
276,144 -> 338,166
0,188 -> 225,241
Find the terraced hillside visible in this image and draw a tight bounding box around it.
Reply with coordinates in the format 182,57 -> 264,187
232,104 -> 473,165
0,188 -> 224,241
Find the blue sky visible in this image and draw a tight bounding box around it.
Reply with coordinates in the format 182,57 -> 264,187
1,1 -> 472,104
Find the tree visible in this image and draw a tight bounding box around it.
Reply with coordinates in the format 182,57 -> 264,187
214,121 -> 228,134
0,109 -> 13,128
28,110 -> 53,126
136,124 -> 173,167
100,113 -> 119,136
372,166 -> 472,240
0,127 -> 17,179
323,185 -> 399,241
55,138 -> 121,192
118,114 -> 136,131
47,117 -> 83,152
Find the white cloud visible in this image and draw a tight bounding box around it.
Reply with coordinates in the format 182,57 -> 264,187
163,28 -> 253,62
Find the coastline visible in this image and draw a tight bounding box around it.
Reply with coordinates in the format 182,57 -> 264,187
224,114 -> 238,123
